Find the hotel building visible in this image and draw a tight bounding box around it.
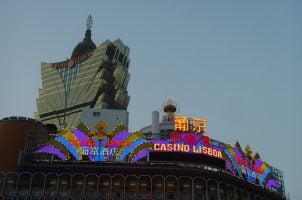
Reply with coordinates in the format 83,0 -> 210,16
36,16 -> 130,130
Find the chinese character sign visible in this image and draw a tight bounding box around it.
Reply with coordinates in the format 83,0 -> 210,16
192,117 -> 207,133
174,116 -> 207,133
170,132 -> 182,143
183,133 -> 197,145
174,116 -> 189,132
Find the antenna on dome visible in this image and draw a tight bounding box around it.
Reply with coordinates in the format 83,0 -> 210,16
86,15 -> 93,30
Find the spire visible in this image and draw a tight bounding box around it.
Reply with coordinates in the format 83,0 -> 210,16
84,15 -> 93,41
86,15 -> 93,31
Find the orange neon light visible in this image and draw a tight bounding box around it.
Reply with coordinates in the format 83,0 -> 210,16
192,117 -> 207,133
174,116 -> 189,132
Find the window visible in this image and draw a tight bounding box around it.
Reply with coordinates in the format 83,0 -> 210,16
123,56 -> 127,66
114,49 -> 120,59
93,112 -> 100,117
118,53 -> 124,63
106,45 -> 116,60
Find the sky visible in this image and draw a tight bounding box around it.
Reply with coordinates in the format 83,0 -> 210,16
0,1 -> 301,199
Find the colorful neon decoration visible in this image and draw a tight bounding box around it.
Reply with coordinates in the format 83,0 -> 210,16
35,146 -> 67,160
34,122 -> 279,192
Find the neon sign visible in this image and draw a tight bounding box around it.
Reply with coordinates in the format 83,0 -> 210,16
70,139 -> 132,147
153,143 -> 222,159
174,116 -> 207,133
34,121 -> 280,192
81,146 -> 117,157
170,131 -> 210,146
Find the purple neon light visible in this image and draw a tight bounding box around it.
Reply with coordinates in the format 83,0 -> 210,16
73,129 -> 88,142
266,179 -> 279,189
73,129 -> 93,160
111,131 -> 130,143
255,159 -> 263,168
226,160 -> 236,175
35,146 -> 66,160
131,150 -> 149,162
234,148 -> 243,158
211,145 -> 224,152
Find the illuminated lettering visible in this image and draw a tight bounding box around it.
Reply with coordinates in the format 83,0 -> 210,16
153,143 -> 190,152
173,116 -> 207,133
154,144 -> 160,151
153,143 -> 222,159
197,146 -> 222,159
202,136 -> 210,147
202,146 -> 207,154
81,147 -> 89,155
192,117 -> 207,133
81,147 -> 117,156
167,144 -> 173,151
170,132 -> 182,143
177,144 -> 183,151
174,116 -> 189,132
217,151 -> 222,158
184,145 -> 190,152
213,149 -> 217,157
71,139 -> 132,148
103,149 -> 108,156
183,134 -> 197,145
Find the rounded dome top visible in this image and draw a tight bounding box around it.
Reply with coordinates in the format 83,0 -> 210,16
71,29 -> 96,59
164,104 -> 177,113
162,99 -> 178,115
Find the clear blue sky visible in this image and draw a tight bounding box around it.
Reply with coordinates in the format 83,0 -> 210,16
0,1 -> 301,199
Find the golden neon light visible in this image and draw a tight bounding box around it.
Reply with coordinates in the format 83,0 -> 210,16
174,116 -> 189,132
192,117 -> 207,133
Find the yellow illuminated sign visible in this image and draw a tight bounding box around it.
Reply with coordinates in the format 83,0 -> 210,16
192,117 -> 207,133
174,116 -> 189,132
174,116 -> 207,133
